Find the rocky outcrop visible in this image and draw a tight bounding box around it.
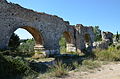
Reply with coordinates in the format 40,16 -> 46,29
102,31 -> 113,44
93,31 -> 113,49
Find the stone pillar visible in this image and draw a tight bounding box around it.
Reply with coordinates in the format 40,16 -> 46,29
0,41 -> 8,50
34,45 -> 45,52
66,44 -> 76,52
33,45 -> 47,58
34,44 -> 60,57
0,32 -> 10,50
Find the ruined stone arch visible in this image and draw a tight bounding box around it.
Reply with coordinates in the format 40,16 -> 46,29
62,31 -> 73,44
84,33 -> 94,51
8,26 -> 44,50
21,26 -> 44,46
0,0 -> 96,56
59,31 -> 76,53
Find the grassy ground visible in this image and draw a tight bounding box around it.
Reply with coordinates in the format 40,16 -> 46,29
37,44 -> 120,79
1,43 -> 120,79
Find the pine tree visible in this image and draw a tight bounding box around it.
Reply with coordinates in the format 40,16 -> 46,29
93,26 -> 102,41
116,31 -> 119,42
8,33 -> 20,49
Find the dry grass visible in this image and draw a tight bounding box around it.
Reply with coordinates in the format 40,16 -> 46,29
48,61 -> 72,77
93,46 -> 120,61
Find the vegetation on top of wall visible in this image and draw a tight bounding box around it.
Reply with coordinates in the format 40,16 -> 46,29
116,31 -> 120,42
93,26 -> 102,42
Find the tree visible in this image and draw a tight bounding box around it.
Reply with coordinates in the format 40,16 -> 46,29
8,33 -> 20,49
93,26 -> 102,41
116,31 -> 119,42
18,39 -> 35,53
59,36 -> 66,53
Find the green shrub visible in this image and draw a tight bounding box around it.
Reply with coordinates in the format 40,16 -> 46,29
59,36 -> 66,54
96,50 -> 115,61
5,56 -> 31,75
93,47 -> 120,61
60,46 -> 66,54
17,39 -> 35,54
0,54 -> 37,78
8,33 -> 20,49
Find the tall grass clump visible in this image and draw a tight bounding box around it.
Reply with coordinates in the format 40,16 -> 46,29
82,60 -> 101,69
49,61 -> 71,77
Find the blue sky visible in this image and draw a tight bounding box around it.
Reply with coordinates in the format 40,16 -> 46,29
7,0 -> 120,39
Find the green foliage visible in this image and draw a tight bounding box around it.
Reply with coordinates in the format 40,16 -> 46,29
93,46 -> 120,61
0,54 -> 37,78
5,56 -> 31,75
59,36 -> 78,54
17,39 -> 35,54
59,36 -> 66,53
59,36 -> 66,47
93,26 -> 102,41
8,33 -> 20,49
116,31 -> 119,42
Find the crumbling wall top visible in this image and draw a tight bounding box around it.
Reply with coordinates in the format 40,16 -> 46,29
0,0 -> 7,3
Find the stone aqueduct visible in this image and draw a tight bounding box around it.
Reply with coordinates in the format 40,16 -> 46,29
0,0 -> 95,56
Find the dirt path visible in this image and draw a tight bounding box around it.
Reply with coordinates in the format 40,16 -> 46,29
63,62 -> 120,79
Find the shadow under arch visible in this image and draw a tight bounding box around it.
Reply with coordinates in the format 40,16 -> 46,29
84,33 -> 90,43
63,31 -> 73,44
84,34 -> 92,48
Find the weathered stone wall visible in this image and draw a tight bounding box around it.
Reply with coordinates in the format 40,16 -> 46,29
75,24 -> 95,52
102,31 -> 113,44
93,39 -> 110,49
0,0 -> 95,56
93,31 -> 113,49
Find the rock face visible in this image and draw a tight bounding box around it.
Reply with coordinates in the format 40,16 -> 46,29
93,31 -> 113,49
0,0 -> 95,56
93,39 -> 110,49
102,31 -> 113,44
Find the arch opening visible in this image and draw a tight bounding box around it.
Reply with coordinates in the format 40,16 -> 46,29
21,26 -> 44,45
8,26 -> 44,52
59,31 -> 75,54
84,34 -> 90,43
84,34 -> 91,48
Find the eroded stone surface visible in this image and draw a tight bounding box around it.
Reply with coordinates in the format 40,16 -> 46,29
0,0 -> 95,56
93,31 -> 113,49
